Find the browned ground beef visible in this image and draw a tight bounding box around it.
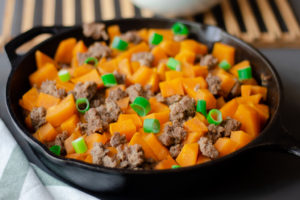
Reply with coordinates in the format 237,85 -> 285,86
54,131 -> 68,155
107,87 -> 128,102
131,52 -> 154,67
169,96 -> 195,122
206,124 -> 225,143
116,144 -> 145,169
221,117 -> 241,137
90,90 -> 106,108
83,23 -> 108,40
165,94 -> 183,106
200,54 -> 218,69
82,108 -> 104,134
198,136 -> 219,159
40,80 -> 66,98
206,73 -> 222,96
120,31 -> 142,44
126,84 -> 154,102
91,142 -> 118,168
72,81 -> 97,100
113,70 -> 126,84
77,42 -> 112,65
169,144 -> 182,158
159,122 -> 187,147
230,79 -> 241,97
173,34 -> 187,42
110,132 -> 127,147
30,107 -> 46,130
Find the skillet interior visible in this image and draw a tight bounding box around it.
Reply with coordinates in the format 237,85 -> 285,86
5,18 -> 281,193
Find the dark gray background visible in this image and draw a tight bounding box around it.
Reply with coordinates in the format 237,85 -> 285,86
1,0 -> 300,199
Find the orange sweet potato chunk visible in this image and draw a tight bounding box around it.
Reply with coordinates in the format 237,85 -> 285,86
241,85 -> 267,101
159,78 -> 184,97
117,97 -> 130,112
35,50 -> 57,69
118,114 -> 142,128
29,63 -> 58,86
182,77 -> 208,92
36,93 -> 60,110
131,66 -> 153,86
109,119 -> 136,141
214,137 -> 237,157
144,133 -> 170,161
159,40 -> 180,57
212,42 -> 235,66
60,114 -> 80,135
129,132 -> 157,160
220,98 -> 239,119
230,130 -> 253,149
46,94 -> 76,127
149,97 -> 170,113
184,132 -> 202,144
85,133 -> 108,149
155,155 -> 177,170
143,111 -> 170,125
184,117 -> 208,136
37,123 -> 58,142
176,143 -> 199,167
54,38 -> 77,64
175,50 -> 196,64
185,88 -> 216,110
180,40 -> 208,55
64,129 -> 82,154
72,40 -> 87,57
20,87 -> 39,111
230,60 -> 250,77
72,69 -> 103,88
151,46 -> 168,66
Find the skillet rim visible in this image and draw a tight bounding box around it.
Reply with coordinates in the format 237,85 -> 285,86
5,17 -> 283,175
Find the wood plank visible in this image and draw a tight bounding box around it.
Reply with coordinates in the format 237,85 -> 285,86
141,9 -> 154,18
43,0 -> 55,26
237,0 -> 260,42
101,0 -> 115,20
63,0 -> 75,26
275,0 -> 300,39
256,0 -> 281,41
81,0 -> 95,23
0,0 -> 15,47
22,0 -> 35,32
221,0 -> 241,37
203,11 -> 216,25
120,0 -> 135,18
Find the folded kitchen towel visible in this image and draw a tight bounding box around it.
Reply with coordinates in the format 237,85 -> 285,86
0,119 -> 99,200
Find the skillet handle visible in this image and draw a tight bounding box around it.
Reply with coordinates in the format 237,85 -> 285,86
4,26 -> 72,66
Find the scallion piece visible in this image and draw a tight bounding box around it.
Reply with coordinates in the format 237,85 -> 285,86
58,69 -> 71,82
84,57 -> 98,66
112,37 -> 128,51
49,145 -> 61,156
167,58 -> 181,71
196,100 -> 207,117
172,22 -> 189,35
171,165 -> 181,169
143,118 -> 160,133
149,33 -> 163,45
219,60 -> 231,71
71,137 -> 88,154
207,109 -> 223,125
238,67 -> 252,80
101,73 -> 117,87
76,98 -> 90,114
130,96 -> 151,117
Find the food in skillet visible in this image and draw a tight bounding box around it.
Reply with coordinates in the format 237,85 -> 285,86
19,22 -> 270,170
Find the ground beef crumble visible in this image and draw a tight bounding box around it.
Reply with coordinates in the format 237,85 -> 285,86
40,80 -> 67,98
116,144 -> 145,169
169,96 -> 195,122
159,122 -> 187,147
173,34 -> 187,42
120,31 -> 142,44
91,142 -> 117,168
126,84 -> 153,102
200,54 -> 218,70
54,131 -> 68,155
72,81 -> 97,100
110,132 -> 127,147
77,42 -> 112,65
198,136 -> 219,159
131,52 -> 154,67
83,23 -> 109,40
113,70 -> 126,84
206,73 -> 222,96
107,87 -> 127,102
30,107 -> 46,130
169,144 -> 182,158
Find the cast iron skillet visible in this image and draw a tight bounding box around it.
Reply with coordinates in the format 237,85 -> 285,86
4,18 -> 300,195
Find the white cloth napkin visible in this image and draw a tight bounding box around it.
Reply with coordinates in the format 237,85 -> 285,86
0,119 -> 99,200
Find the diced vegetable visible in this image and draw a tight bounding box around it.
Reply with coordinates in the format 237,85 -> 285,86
196,100 -> 207,117
176,143 -> 199,167
167,58 -> 181,71
218,60 -> 231,71
58,69 -> 71,82
101,73 -> 117,87
130,96 -> 151,117
50,145 -> 61,156
149,33 -> 163,45
171,165 -> 181,169
238,67 -> 252,80
76,98 -> 90,114
84,57 -> 98,66
143,118 -> 160,133
207,109 -> 223,125
172,22 -> 189,35
72,137 -> 88,154
112,37 -> 128,50
54,38 -> 77,64
109,120 -> 136,141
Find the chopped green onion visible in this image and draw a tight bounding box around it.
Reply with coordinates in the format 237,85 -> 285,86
130,96 -> 151,117
58,69 -> 71,82
171,165 -> 181,169
76,98 -> 90,114
167,58 -> 181,71
149,33 -> 163,45
143,118 -> 160,133
172,22 -> 189,35
207,109 -> 223,125
101,73 -> 117,87
112,37 -> 128,51
219,60 -> 231,71
196,100 -> 207,117
72,137 -> 88,154
49,145 -> 61,156
84,57 -> 98,66
238,67 -> 252,80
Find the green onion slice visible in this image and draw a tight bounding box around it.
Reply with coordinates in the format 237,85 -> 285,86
172,22 -> 189,35
71,137 -> 88,154
196,100 -> 207,117
171,165 -> 181,169
143,118 -> 160,133
76,98 -> 90,114
130,96 -> 151,117
49,145 -> 61,156
167,58 -> 181,71
101,73 -> 117,87
58,69 -> 71,82
238,67 -> 252,80
84,57 -> 98,66
149,33 -> 163,45
207,109 -> 223,125
219,60 -> 231,71
112,37 -> 128,51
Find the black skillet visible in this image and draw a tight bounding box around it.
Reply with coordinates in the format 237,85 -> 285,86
4,18 -> 300,196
